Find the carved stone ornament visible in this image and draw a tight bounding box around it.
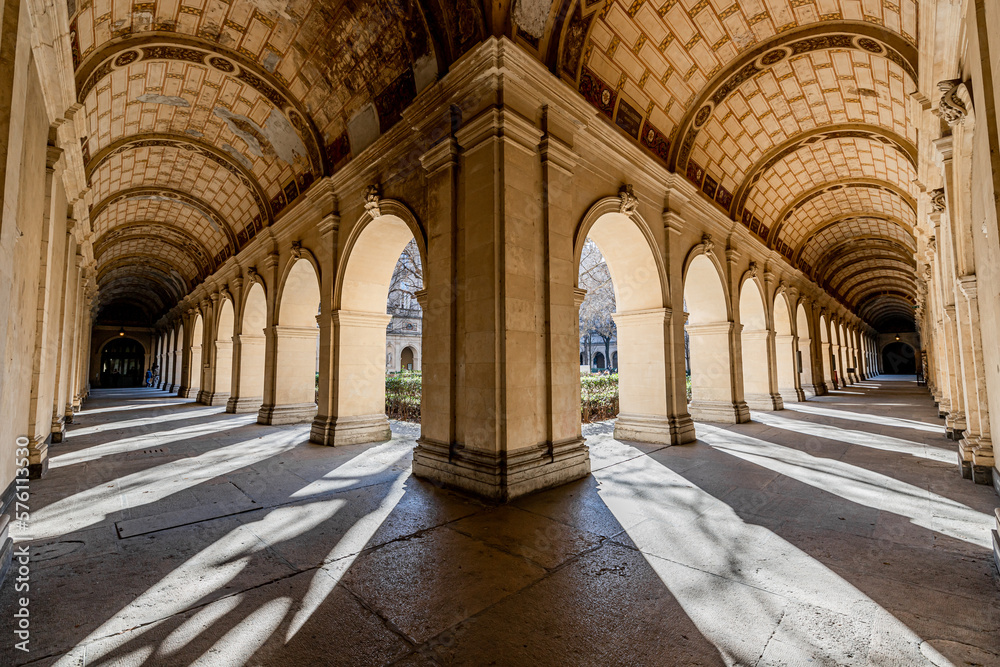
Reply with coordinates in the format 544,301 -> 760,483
778,280 -> 788,292
700,232 -> 714,255
618,183 -> 639,217
937,79 -> 968,126
220,287 -> 232,302
927,236 -> 937,252
748,261 -> 759,279
929,188 -> 946,212
290,241 -> 303,260
246,266 -> 259,285
364,184 -> 381,218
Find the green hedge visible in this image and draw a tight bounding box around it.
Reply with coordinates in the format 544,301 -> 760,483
384,371 -> 622,424
581,372 -> 619,423
386,370 -> 422,422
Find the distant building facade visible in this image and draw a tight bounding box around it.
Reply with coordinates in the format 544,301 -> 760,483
386,307 -> 421,372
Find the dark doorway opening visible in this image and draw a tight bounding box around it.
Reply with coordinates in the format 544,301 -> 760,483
881,341 -> 916,374
100,338 -> 146,387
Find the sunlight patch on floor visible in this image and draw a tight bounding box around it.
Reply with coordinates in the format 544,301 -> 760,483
29,427 -> 307,540
697,425 -> 991,548
785,403 -> 940,432
751,411 -> 954,463
49,415 -> 258,468
52,444 -> 409,666
68,406 -> 227,437
593,438 -> 953,666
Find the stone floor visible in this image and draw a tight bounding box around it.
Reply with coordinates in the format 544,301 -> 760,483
2,377 -> 999,666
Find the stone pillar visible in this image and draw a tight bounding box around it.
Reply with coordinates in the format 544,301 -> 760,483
176,308 -> 200,399
257,323 -> 319,425
942,305 -> 967,443
956,275 -> 994,483
311,310 -> 392,444
412,100 -> 590,501
611,307 -> 685,443
687,321 -> 751,423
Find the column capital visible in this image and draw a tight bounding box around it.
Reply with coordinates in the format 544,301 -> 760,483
573,288 -> 587,309
420,136 -> 459,174
957,274 -> 978,299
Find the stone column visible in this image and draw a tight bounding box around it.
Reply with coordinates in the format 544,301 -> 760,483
611,307 -> 683,443
942,305 -> 967,443
311,310 -> 393,444
687,321 -> 751,423
196,298 -> 215,404
663,200 -> 696,441
411,101 -> 590,501
176,308 -> 199,399
957,275 -> 994,483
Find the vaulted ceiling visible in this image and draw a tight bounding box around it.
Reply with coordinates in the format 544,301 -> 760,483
514,0 -> 921,330
80,0 -> 921,331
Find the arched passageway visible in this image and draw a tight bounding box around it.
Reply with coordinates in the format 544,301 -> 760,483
228,282 -> 267,413
313,209 -> 422,446
685,254 -> 748,423
400,346 -> 415,371
773,293 -> 801,403
739,278 -> 781,410
593,351 -> 606,370
259,259 -> 321,425
99,338 -> 145,387
201,297 -> 234,406
818,315 -> 833,391
180,314 -> 203,398
577,208 -> 689,445
882,342 -> 917,374
796,303 -> 818,397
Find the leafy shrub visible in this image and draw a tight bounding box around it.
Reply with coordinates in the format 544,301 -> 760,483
581,372 -> 619,422
386,370 -> 422,422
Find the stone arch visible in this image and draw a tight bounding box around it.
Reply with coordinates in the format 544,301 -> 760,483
184,312 -> 204,398
317,198 -> 425,446
684,251 -> 747,423
230,280 -> 268,413
205,296 -> 235,405
171,321 -> 184,393
574,196 -> 677,444
259,258 -> 321,424
795,302 -> 816,397
739,276 -> 780,410
772,289 -> 799,403
401,346 -> 415,371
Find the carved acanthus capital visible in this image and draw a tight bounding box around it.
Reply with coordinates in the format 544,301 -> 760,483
929,188 -> 946,212
364,184 -> 381,218
618,184 -> 638,217
937,79 -> 969,126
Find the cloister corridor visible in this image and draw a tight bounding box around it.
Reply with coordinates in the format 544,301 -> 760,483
2,377 -> 997,666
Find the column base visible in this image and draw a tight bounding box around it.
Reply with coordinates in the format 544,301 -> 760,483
28,435 -> 48,479
745,393 -> 783,411
198,391 -> 230,406
779,388 -> 806,404
310,413 -> 392,446
412,436 -> 591,503
688,399 -> 750,424
257,402 -> 318,425
948,428 -> 966,440
226,396 -> 263,414
64,404 -> 74,424
613,413 -> 696,445
799,383 -> 821,399
50,417 -> 65,444
177,386 -> 198,398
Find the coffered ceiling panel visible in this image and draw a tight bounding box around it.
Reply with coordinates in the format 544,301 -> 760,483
774,182 -> 915,251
